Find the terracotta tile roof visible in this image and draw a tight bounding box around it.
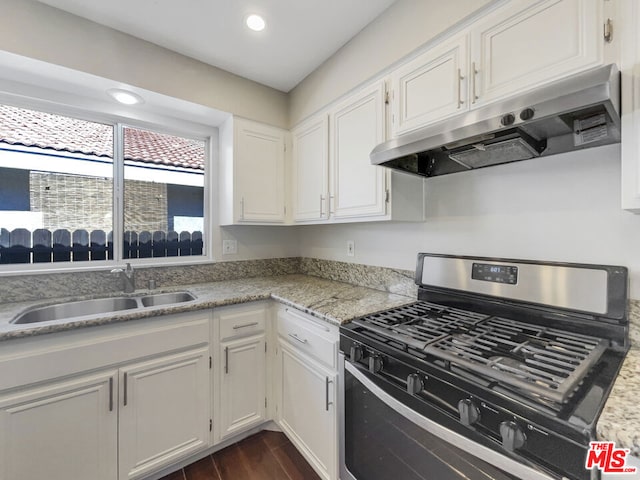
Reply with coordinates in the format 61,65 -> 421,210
0,104 -> 205,170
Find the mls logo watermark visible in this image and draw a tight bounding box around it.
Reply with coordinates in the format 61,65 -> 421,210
585,442 -> 638,474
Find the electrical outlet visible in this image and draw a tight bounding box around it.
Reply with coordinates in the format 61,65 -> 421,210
347,240 -> 355,257
222,239 -> 237,255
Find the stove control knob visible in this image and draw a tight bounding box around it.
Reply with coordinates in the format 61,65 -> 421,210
368,355 -> 383,374
499,421 -> 526,452
406,373 -> 423,395
458,399 -> 480,426
349,344 -> 363,363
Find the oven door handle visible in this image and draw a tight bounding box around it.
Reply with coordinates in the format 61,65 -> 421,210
342,359 -> 555,480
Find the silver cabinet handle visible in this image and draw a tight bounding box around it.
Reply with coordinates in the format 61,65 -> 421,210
109,377 -> 114,412
233,321 -> 259,330
320,195 -> 324,218
471,62 -> 478,104
457,68 -> 464,108
240,197 -> 245,221
329,194 -> 335,214
224,346 -> 229,374
325,377 -> 333,411
123,372 -> 128,406
288,332 -> 308,345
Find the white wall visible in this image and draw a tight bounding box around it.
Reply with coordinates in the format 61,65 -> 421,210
288,0 -> 493,125
0,0 -> 288,128
299,144 -> 640,299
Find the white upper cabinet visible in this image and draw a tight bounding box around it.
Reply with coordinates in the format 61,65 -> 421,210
387,0 -> 607,138
291,115 -> 330,222
391,32 -> 469,136
470,0 -> 603,106
330,81 -> 387,219
621,0 -> 640,213
290,82 -> 425,225
219,117 -> 287,225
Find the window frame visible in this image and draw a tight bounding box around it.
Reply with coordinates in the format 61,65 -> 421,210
0,93 -> 215,275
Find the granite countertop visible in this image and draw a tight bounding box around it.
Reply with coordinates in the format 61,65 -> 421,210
0,274 -> 416,341
597,346 -> 640,456
1,272 -> 638,457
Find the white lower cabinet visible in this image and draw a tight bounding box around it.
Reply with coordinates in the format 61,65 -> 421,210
275,306 -> 339,480
214,302 -> 268,442
0,311 -> 211,480
0,370 -> 118,480
219,335 -> 266,439
118,348 -> 210,480
277,341 -> 338,480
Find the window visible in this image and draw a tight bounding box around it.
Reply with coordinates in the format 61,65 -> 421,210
0,103 -> 209,267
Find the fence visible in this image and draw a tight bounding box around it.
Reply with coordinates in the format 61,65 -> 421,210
0,228 -> 203,264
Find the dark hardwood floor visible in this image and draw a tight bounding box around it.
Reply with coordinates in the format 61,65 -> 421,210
159,430 -> 321,480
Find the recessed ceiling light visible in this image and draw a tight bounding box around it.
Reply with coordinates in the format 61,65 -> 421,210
107,89 -> 144,105
245,14 -> 266,32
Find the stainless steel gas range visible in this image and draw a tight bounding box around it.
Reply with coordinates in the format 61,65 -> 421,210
339,253 -> 628,480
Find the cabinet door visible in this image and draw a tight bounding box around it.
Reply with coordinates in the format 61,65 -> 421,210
471,0 -> 602,105
621,0 -> 640,213
391,33 -> 468,136
219,335 -> 266,439
0,370 -> 118,480
292,115 -> 330,222
118,348 -> 210,480
277,340 -> 337,480
330,82 -> 387,219
235,119 -> 287,223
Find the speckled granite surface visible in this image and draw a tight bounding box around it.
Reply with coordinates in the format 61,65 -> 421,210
0,258 -> 301,303
300,258 -> 418,297
629,299 -> 640,347
597,347 -> 640,456
0,274 -> 416,341
594,300 -> 640,454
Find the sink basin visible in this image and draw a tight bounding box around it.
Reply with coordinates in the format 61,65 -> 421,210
12,297 -> 139,324
10,290 -> 197,325
139,291 -> 196,307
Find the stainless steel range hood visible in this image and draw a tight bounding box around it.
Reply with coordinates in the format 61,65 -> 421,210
371,64 -> 620,177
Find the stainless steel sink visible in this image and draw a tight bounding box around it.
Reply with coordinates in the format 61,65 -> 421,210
139,291 -> 196,307
11,291 -> 197,324
12,297 -> 139,324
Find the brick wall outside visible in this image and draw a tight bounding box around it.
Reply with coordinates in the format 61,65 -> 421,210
124,178 -> 168,232
30,172 -> 168,232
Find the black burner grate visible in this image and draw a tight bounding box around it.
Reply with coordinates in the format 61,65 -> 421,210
351,301 -> 609,403
352,302 -> 487,350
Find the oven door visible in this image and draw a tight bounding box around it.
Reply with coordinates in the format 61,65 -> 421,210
339,353 -> 555,480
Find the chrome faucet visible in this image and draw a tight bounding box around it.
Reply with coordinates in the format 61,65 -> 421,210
111,263 -> 136,293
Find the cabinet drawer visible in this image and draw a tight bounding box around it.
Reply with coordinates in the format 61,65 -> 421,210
218,303 -> 267,341
277,307 -> 337,369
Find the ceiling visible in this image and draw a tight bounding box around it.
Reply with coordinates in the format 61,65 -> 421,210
35,0 -> 398,92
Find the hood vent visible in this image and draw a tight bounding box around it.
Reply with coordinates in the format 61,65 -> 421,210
371,64 -> 620,178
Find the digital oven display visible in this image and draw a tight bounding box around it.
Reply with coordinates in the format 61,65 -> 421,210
471,263 -> 518,285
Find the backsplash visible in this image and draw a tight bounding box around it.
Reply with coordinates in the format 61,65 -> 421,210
0,258 -> 300,303
629,299 -> 640,348
299,258 -> 418,298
